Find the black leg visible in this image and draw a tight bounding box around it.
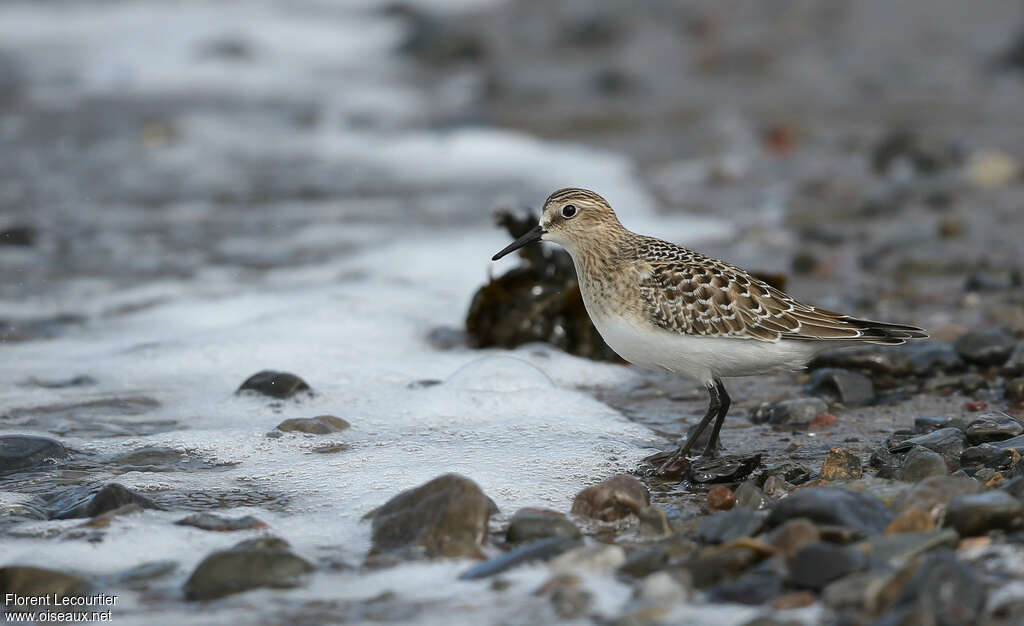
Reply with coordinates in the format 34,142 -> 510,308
700,379 -> 730,458
655,380 -> 721,472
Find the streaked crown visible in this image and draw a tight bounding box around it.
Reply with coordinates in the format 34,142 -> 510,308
539,188 -> 624,251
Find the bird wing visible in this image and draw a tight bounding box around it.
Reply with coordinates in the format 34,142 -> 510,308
635,241 -> 926,344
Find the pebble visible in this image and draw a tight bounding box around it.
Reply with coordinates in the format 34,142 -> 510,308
902,342 -> 964,376
959,443 -> 1016,474
788,542 -> 868,590
636,505 -> 672,537
750,398 -> 828,425
898,445 -> 948,481
174,513 -> 268,532
767,518 -> 820,560
0,434 -> 67,472
367,473 -> 497,559
885,509 -> 935,534
459,536 -> 580,580
809,345 -> 914,377
891,428 -> 966,471
633,571 -> 691,608
896,475 -> 984,515
964,400 -> 988,411
855,529 -> 959,569
183,537 -> 314,601
1006,377 -> 1024,404
945,491 -> 1024,536
756,462 -> 811,486
765,488 -> 894,536
683,545 -> 766,589
54,483 -> 164,519
689,454 -> 762,484
1003,342 -> 1024,376
707,562 -> 784,605
965,412 -> 1023,444
734,482 -> 767,509
696,508 -> 767,545
707,485 -> 735,511
874,550 -> 987,625
772,590 -> 816,610
913,415 -> 967,434
808,412 -> 838,431
275,415 -> 350,434
953,328 -> 1016,366
820,448 -> 862,480
0,566 -> 90,600
506,509 -> 581,544
806,368 -> 875,406
571,474 -> 649,522
536,574 -> 591,619
237,370 -> 311,398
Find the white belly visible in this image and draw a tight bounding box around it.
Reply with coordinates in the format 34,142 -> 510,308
592,315 -> 823,383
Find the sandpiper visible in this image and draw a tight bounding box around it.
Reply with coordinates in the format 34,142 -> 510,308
492,188 -> 927,469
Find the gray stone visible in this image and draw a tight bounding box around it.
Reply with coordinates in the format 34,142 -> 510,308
809,345 -> 914,377
945,491 -> 1024,536
806,368 -> 875,406
0,435 -> 67,472
734,481 -> 767,509
875,551 -> 986,626
0,566 -> 89,600
506,510 -> 581,544
174,513 -> 268,532
953,328 -> 1016,366
689,453 -> 762,484
696,508 -> 768,544
892,428 -> 966,471
367,474 -> 497,560
750,398 -> 827,425
54,483 -> 164,519
276,415 -> 350,434
788,542 -> 868,590
571,474 -> 649,521
184,537 -> 314,600
459,536 -> 579,580
965,412 -> 1024,444
902,342 -> 964,376
898,446 -> 948,481
237,370 -> 311,398
1004,342 -> 1024,376
913,415 -> 967,434
765,488 -> 893,535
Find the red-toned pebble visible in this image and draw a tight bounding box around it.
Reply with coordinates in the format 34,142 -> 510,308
964,400 -> 987,411
809,413 -> 838,431
707,485 -> 736,511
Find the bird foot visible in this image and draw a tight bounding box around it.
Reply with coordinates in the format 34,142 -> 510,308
643,448 -> 692,479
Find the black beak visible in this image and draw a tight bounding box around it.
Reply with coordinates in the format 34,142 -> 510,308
491,224 -> 546,261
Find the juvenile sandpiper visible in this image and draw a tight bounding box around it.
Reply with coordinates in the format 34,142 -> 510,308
491,188 -> 927,471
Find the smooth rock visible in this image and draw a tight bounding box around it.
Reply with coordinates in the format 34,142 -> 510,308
875,550 -> 986,625
750,398 -> 827,426
0,435 -> 67,472
945,491 -> 1024,536
855,529 -> 958,568
820,448 -> 862,480
789,542 -> 868,590
755,462 -> 811,486
633,571 -> 691,608
884,509 -> 935,534
549,544 -> 626,575
891,428 -> 966,471
459,536 -> 580,580
707,485 -> 735,511
571,475 -> 649,521
636,505 -> 672,537
913,415 -> 967,434
809,345 -> 914,377
966,412 -> 1024,444
184,537 -> 314,600
960,372 -> 987,393
1007,377 -> 1024,403
765,488 -> 893,535
1002,474 -> 1024,500
953,328 -> 1016,366
367,474 -> 496,559
174,513 -> 268,532
734,482 -> 767,510
237,370 -> 311,398
0,566 -> 89,600
54,483 -> 163,519
902,342 -> 964,376
708,561 -> 784,605
896,475 -> 984,515
111,446 -> 184,468
617,548 -> 670,579
1004,342 -> 1024,376
992,433 -> 1024,455
689,454 -> 761,484
806,368 -> 875,406
767,518 -> 820,560
276,415 -> 350,434
696,508 -> 767,545
506,509 -> 581,544
682,546 -> 765,589
898,446 -> 948,481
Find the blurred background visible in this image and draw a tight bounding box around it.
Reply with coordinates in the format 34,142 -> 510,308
2,1 -> 1024,623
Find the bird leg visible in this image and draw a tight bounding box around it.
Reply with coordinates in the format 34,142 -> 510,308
700,379 -> 730,459
654,379 -> 722,472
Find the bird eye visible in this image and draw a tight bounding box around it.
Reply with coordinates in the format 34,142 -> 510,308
561,204 -> 578,218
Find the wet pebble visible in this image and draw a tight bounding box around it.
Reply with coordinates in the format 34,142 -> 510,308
175,513 -> 268,532
549,544 -> 626,576
184,537 -> 314,601
806,368 -> 875,406
902,342 -> 964,375
459,536 -> 579,580
1006,377 -> 1024,404
913,415 -> 967,434
750,398 -> 827,426
898,446 -> 948,481
636,505 -> 672,537
696,508 -> 767,545
0,434 -> 67,472
767,518 -> 820,560
891,427 -> 966,471
689,454 -> 762,484
54,483 -> 164,519
965,412 -> 1023,444
875,551 -> 986,625
506,509 -> 581,544
953,328 -> 1016,366
1003,342 -> 1024,376
855,529 -> 958,568
944,491 -> 1024,536
275,415 -> 350,434
808,412 -> 838,430
734,482 -> 767,510
820,448 -> 862,481
765,488 -> 893,536
809,345 -> 914,377
707,485 -> 735,511
885,509 -> 935,534
571,474 -> 649,522
682,545 -> 766,589
755,462 -> 811,486
707,561 -> 784,605
788,542 -> 867,590
0,225 -> 35,246
237,370 -> 311,399
367,473 -> 497,559
896,475 -> 983,515
959,443 -> 1017,474
0,566 -> 89,599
